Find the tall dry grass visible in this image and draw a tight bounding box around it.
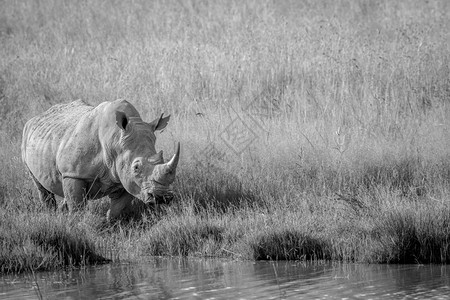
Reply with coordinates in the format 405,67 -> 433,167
1,0 -> 450,272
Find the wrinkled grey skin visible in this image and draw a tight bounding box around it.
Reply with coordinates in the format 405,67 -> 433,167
21,99 -> 180,221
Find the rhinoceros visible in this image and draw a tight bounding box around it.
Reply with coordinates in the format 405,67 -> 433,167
21,99 -> 180,221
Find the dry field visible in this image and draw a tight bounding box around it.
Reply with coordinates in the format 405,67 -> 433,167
1,0 -> 450,273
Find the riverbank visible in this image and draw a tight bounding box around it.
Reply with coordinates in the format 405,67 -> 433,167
2,139 -> 450,274
1,0 -> 450,273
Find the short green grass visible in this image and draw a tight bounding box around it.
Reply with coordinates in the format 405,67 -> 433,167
1,0 -> 450,273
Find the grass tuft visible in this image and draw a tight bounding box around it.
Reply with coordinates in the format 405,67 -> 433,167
0,210 -> 108,274
250,229 -> 329,261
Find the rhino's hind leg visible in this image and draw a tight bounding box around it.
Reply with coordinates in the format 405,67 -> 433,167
29,171 -> 56,210
62,177 -> 87,212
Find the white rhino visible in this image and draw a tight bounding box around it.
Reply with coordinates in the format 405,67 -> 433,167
21,99 -> 180,221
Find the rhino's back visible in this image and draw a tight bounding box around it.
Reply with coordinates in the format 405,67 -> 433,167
22,100 -> 94,195
23,100 -> 93,142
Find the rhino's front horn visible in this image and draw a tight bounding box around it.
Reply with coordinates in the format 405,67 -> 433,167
166,142 -> 180,171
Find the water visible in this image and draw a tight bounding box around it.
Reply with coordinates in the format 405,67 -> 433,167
1,258 -> 450,299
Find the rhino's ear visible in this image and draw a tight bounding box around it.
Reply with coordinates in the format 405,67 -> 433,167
115,111 -> 128,130
149,113 -> 170,132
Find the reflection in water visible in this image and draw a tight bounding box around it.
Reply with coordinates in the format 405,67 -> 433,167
1,258 -> 450,299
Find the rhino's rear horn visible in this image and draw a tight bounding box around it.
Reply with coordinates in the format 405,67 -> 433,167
149,150 -> 164,164
167,142 -> 180,171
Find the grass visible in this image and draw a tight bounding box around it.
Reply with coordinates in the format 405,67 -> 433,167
1,0 -> 450,273
0,207 -> 108,273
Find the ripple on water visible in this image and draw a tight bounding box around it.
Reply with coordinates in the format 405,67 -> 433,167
1,259 -> 450,299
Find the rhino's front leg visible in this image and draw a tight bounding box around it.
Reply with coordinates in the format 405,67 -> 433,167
107,190 -> 133,221
62,177 -> 87,212
107,190 -> 147,222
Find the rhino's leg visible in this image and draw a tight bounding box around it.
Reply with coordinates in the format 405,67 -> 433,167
29,171 -> 56,210
107,190 -> 134,221
107,191 -> 148,221
62,177 -> 87,212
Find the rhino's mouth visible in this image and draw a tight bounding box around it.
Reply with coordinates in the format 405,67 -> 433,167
146,191 -> 174,204
152,179 -> 165,186
144,181 -> 173,204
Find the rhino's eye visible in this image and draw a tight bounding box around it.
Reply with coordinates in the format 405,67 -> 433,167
132,163 -> 142,174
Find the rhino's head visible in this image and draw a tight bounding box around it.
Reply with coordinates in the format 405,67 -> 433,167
114,111 -> 180,204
